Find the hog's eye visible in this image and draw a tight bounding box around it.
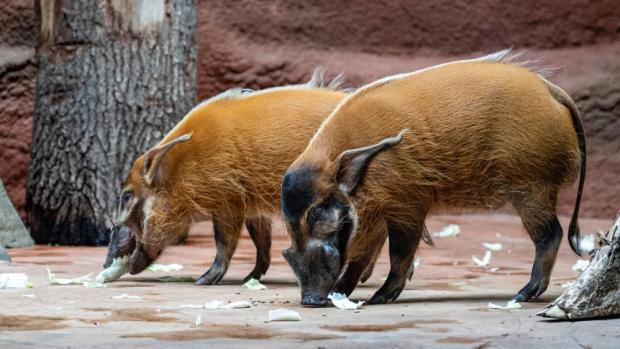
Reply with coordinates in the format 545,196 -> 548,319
121,191 -> 133,206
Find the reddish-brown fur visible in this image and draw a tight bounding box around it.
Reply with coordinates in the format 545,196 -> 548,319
115,79 -> 347,284
281,52 -> 585,305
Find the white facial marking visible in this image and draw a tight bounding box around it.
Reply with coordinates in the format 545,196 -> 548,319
142,195 -> 156,235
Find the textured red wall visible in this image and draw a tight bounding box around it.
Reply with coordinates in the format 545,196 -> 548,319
1,0 -> 619,219
0,0 -> 36,219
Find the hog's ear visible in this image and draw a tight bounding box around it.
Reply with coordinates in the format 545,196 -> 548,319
336,129 -> 407,195
143,133 -> 192,185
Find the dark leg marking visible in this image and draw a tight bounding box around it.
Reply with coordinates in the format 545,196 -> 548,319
513,216 -> 563,302
369,222 -> 422,304
195,215 -> 243,285
333,255 -> 374,296
244,216 -> 272,282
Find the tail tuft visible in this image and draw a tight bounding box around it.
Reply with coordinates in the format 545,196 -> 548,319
568,219 -> 582,256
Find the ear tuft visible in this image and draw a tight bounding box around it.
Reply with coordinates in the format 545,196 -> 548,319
336,129 -> 408,195
143,133 -> 192,185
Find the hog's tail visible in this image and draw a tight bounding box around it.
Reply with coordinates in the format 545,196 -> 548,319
542,79 -> 587,256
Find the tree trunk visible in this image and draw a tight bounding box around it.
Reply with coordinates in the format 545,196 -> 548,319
27,0 -> 196,245
538,212 -> 620,320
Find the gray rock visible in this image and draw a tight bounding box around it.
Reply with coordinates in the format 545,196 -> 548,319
0,244 -> 10,262
0,179 -> 34,248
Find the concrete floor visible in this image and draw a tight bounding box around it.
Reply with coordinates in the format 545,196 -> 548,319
1,214 -> 618,349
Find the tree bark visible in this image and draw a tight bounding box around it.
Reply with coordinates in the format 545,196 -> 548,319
27,0 -> 196,245
538,212 -> 620,320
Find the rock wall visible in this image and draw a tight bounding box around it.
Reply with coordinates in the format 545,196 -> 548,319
1,0 -> 619,220
0,0 -> 36,220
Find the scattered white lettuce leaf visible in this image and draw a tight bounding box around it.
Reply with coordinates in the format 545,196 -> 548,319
432,224 -> 460,238
413,258 -> 421,269
482,242 -> 502,251
268,308 -> 301,321
243,278 -> 267,290
180,304 -> 204,309
147,263 -> 183,272
572,259 -> 590,272
83,281 -> 107,288
472,251 -> 492,267
22,294 -> 36,298
47,268 -> 93,285
579,234 -> 596,254
194,315 -> 202,327
328,293 -> 364,310
95,255 -> 129,283
0,273 -> 32,289
226,301 -> 251,309
488,300 -> 522,310
111,293 -> 142,300
204,300 -> 251,310
489,267 -> 499,273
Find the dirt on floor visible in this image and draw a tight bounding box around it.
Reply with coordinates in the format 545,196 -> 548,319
1,214 -> 619,348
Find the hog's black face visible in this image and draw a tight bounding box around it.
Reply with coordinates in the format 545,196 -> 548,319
283,240 -> 342,306
281,166 -> 356,306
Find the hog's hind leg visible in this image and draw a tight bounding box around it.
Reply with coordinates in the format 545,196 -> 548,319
512,191 -> 563,302
244,216 -> 272,282
369,220 -> 424,304
195,213 -> 244,285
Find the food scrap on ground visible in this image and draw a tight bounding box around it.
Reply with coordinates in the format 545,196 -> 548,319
472,250 -> 492,267
194,315 -> 202,327
572,259 -> 590,272
243,278 -> 267,290
488,300 -> 522,310
204,300 -> 252,310
328,293 -> 365,310
578,234 -> 596,254
268,308 -> 302,321
95,255 -> 129,283
147,263 -> 184,272
0,273 -> 32,289
83,281 -> 107,288
47,268 -> 93,286
432,224 -> 461,238
413,257 -> 421,269
482,242 -> 502,251
111,293 -> 142,300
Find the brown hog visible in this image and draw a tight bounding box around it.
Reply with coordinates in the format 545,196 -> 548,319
113,72 -> 348,284
281,50 -> 586,306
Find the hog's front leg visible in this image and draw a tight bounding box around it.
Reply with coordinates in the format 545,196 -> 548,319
369,220 -> 424,304
195,213 -> 244,285
332,220 -> 388,295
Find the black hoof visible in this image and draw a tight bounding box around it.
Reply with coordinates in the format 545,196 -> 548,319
369,283 -> 405,304
242,265 -> 267,283
195,264 -> 226,285
513,279 -> 549,302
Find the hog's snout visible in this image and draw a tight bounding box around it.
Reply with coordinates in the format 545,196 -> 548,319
301,292 -> 328,307
103,225 -> 136,268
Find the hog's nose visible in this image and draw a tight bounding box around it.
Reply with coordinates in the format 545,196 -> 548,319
301,293 -> 327,307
